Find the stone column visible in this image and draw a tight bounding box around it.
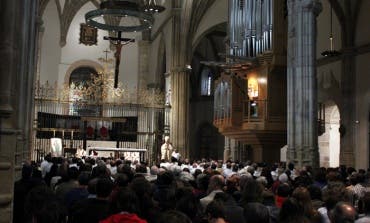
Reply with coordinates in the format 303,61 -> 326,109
223,136 -> 231,161
286,0 -> 322,168
170,68 -> 190,158
340,47 -> 356,167
0,0 -> 38,222
230,139 -> 237,161
339,4 -> 357,167
137,40 -> 150,90
169,0 -> 192,158
252,145 -> 263,162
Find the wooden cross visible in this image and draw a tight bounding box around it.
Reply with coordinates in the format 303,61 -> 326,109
104,31 -> 134,88
103,49 -> 110,62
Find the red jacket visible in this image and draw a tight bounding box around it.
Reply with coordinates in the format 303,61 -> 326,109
275,195 -> 287,208
100,213 -> 147,223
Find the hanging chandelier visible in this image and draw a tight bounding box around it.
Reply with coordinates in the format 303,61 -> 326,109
85,0 -> 165,32
321,5 -> 341,57
141,0 -> 166,13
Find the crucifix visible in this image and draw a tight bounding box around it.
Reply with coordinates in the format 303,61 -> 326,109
104,31 -> 134,88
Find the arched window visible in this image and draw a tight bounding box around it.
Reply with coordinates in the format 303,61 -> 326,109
69,66 -> 98,87
69,66 -> 99,116
200,67 -> 213,96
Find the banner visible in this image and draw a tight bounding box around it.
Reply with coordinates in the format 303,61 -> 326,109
51,138 -> 63,157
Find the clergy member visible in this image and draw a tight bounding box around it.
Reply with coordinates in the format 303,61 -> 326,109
160,136 -> 173,161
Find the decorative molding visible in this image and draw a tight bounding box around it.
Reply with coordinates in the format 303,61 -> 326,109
0,194 -> 13,206
0,104 -> 14,119
0,129 -> 21,135
0,162 -> 11,170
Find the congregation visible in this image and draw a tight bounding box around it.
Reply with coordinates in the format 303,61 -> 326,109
13,154 -> 370,223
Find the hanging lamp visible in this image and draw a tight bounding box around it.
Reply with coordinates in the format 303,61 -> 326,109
85,0 -> 166,32
321,5 -> 341,57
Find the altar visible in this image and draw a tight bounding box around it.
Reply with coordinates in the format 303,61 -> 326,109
86,146 -> 146,162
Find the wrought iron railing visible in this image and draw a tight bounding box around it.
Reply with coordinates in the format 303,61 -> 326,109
32,98 -> 170,164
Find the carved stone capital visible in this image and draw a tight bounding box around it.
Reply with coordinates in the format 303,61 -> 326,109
0,104 -> 13,118
301,0 -> 322,16
287,0 -> 296,15
170,66 -> 192,73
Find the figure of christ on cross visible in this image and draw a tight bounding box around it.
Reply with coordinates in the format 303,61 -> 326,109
103,31 -> 135,88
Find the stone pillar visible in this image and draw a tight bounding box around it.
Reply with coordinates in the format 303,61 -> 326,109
339,48 -> 356,167
170,69 -> 190,158
223,136 -> 231,161
230,139 -> 237,161
169,0 -> 192,158
0,0 -> 38,222
286,0 -> 322,168
252,145 -> 263,162
339,5 -> 357,167
138,40 -> 150,90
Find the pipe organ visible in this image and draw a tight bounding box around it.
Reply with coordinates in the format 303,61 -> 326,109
229,0 -> 273,57
212,0 -> 287,163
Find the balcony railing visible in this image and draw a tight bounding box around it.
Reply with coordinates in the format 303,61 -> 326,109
243,99 -> 268,122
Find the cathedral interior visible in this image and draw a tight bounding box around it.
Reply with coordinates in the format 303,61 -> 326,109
0,0 -> 370,221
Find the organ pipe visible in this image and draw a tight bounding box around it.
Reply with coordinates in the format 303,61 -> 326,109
229,0 -> 273,57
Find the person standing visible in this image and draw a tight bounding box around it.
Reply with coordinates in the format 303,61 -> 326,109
160,136 -> 173,162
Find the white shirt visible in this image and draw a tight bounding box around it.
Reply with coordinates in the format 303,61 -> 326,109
318,207 -> 330,223
200,190 -> 224,210
356,216 -> 370,223
40,160 -> 52,178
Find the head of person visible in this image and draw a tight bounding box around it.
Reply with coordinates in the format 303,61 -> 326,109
68,166 -> 80,181
307,184 -> 322,201
116,187 -> 141,214
96,178 -> 114,199
157,171 -> 175,186
78,171 -> 91,186
22,163 -> 33,179
279,197 -> 308,223
322,181 -> 349,211
241,178 -> 264,204
207,174 -> 225,193
164,136 -> 170,143
329,202 -> 357,223
158,210 -> 192,223
114,173 -> 129,188
243,202 -> 270,223
362,192 -> 370,215
25,186 -> 67,223
205,200 -> 226,221
292,186 -> 313,214
130,177 -> 153,198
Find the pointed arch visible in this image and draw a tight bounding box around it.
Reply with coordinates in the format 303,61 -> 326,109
192,22 -> 227,56
59,0 -> 94,46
